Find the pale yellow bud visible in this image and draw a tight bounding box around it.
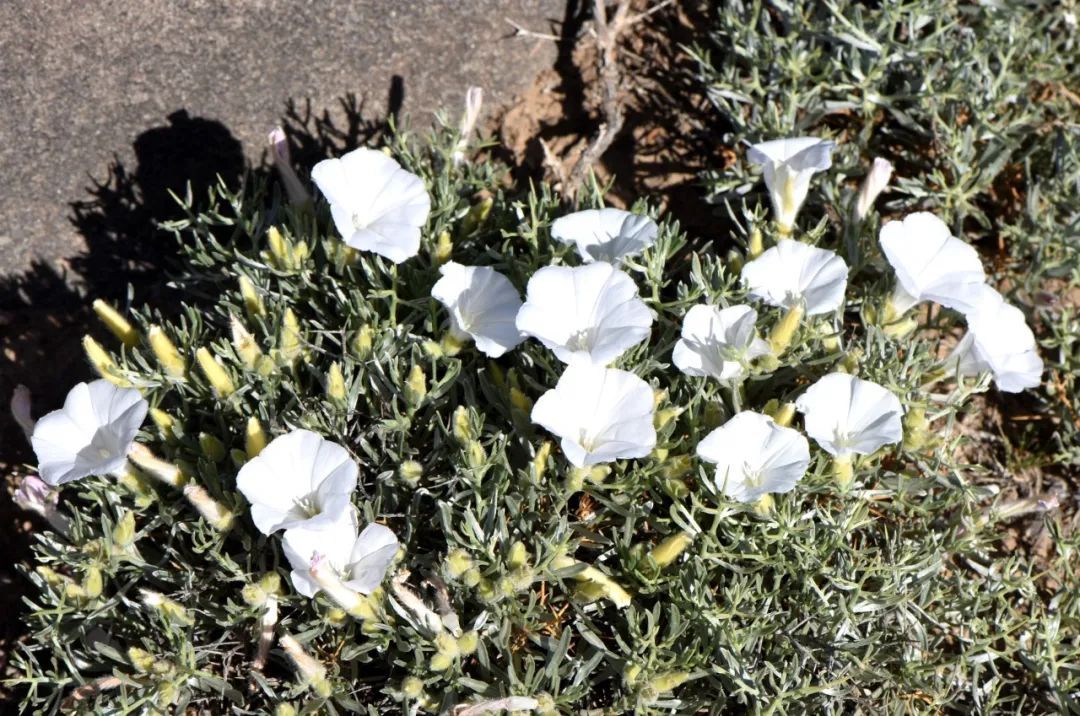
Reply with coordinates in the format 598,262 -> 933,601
279,309 -> 303,364
648,671 -> 691,693
353,324 -> 374,359
326,362 -> 347,404
239,275 -> 266,317
433,230 -> 453,266
92,299 -> 139,347
279,634 -> 331,697
452,406 -> 475,442
531,441 -> 552,483
148,326 -> 187,379
649,532 -> 693,568
245,417 -> 268,458
507,540 -> 529,569
196,347 -> 235,397
768,304 -> 804,356
183,483 -> 234,531
230,315 -> 263,369
747,227 -> 764,259
83,336 -> 130,387
112,511 -> 137,548
149,408 -> 179,443
127,444 -> 185,487
405,365 -> 427,406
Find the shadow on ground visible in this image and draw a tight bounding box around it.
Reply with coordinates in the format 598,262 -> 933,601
0,78 -> 405,709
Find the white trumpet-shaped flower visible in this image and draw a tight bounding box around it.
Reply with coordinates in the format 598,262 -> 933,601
430,262 -> 524,357
951,286 -> 1043,393
879,212 -> 986,314
672,304 -> 770,382
311,147 -> 431,263
236,429 -> 358,535
741,239 -> 849,315
31,380 -> 148,486
551,208 -> 659,264
747,137 -> 835,232
516,262 -> 653,366
795,373 -> 904,457
282,506 -> 399,598
696,411 -> 811,503
531,363 -> 656,467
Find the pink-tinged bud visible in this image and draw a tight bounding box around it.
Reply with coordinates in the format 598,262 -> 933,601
14,475 -> 70,535
855,157 -> 893,221
453,86 -> 484,165
268,127 -> 312,206
11,384 -> 34,440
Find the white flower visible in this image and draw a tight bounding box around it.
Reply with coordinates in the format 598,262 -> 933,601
795,373 -> 904,457
531,363 -> 656,467
282,507 -> 399,598
951,286 -> 1043,393
430,262 -> 524,357
855,157 -> 893,220
747,137 -> 835,232
695,411 -> 810,503
550,208 -> 658,264
741,239 -> 849,315
10,384 -> 34,440
311,147 -> 431,263
516,262 -> 653,366
879,212 -> 986,313
30,380 -> 148,486
236,429 -> 357,535
672,304 -> 770,382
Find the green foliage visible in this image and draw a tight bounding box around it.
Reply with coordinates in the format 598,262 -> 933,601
11,3 -> 1080,713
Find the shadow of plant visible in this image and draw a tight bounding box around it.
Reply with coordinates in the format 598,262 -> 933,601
0,80 -> 404,709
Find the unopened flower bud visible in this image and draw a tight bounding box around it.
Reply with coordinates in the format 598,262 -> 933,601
245,417 -> 268,458
81,567 -> 104,598
405,365 -> 427,406
279,309 -> 303,364
14,475 -> 70,534
445,549 -> 474,580
83,336 -> 130,387
453,86 -> 484,165
507,541 -> 529,569
279,633 -> 332,698
268,127 -> 312,206
399,460 -> 423,486
452,406 -> 476,442
462,568 -> 481,588
195,347 -> 235,397
239,275 -> 266,317
434,632 -> 460,659
457,630 -> 479,655
833,455 -> 855,490
433,229 -> 453,265
747,226 -> 764,259
509,386 -> 532,415
147,326 -> 187,379
92,299 -> 139,347
550,555 -> 631,608
461,196 -> 493,236
854,157 -> 893,221
401,676 -> 425,699
128,647 -> 156,673
428,652 -> 453,672
648,671 -> 691,694
266,226 -> 292,269
773,402 -> 796,427
903,406 -> 930,452
140,589 -> 194,625
353,324 -> 374,359
198,433 -> 226,462
465,440 -> 486,469
127,444 -> 185,487
325,362 -> 347,404
230,315 -> 263,369
112,511 -> 137,548
649,532 -> 693,568
10,384 -> 34,440
531,441 -> 552,483
768,304 -> 804,356
183,483 -> 234,531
